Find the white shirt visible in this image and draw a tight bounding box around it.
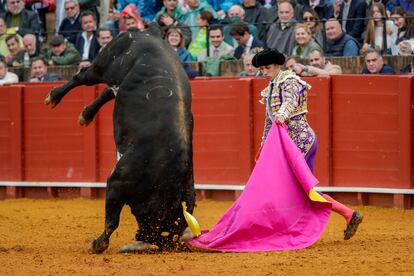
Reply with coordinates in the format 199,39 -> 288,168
244,35 -> 254,55
0,72 -> 19,85
81,31 -> 94,60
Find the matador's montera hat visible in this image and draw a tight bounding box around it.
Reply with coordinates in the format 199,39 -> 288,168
252,48 -> 286,67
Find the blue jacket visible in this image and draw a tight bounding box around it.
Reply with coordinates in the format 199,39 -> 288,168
74,32 -> 101,61
362,64 -> 396,74
326,32 -> 359,57
337,0 -> 367,41
234,37 -> 265,59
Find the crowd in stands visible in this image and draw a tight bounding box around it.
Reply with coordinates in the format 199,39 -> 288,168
0,0 -> 414,84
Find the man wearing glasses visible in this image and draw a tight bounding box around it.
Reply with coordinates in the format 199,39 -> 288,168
0,0 -> 41,37
58,0 -> 82,44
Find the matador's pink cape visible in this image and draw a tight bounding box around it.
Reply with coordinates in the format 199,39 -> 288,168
188,123 -> 332,252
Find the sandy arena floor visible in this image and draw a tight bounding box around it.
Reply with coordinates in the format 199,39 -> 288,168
0,198 -> 413,275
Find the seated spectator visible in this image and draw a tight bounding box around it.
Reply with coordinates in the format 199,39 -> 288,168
266,0 -> 297,55
333,0 -> 366,42
291,23 -> 322,58
362,3 -> 398,55
362,48 -> 395,74
0,17 -> 21,57
241,0 -> 271,40
157,13 -> 192,47
325,18 -> 360,56
297,0 -> 333,21
154,0 -> 184,22
180,0 -> 218,40
12,33 -> 43,67
74,11 -> 101,62
0,58 -> 19,85
43,35 -> 81,66
197,25 -> 234,61
28,57 -> 61,82
5,34 -> 23,66
119,4 -> 145,32
58,0 -> 82,45
390,7 -> 414,55
301,8 -> 324,49
0,0 -> 41,37
291,48 -> 343,76
96,27 -> 113,49
284,55 -> 302,73
188,10 -> 214,57
223,5 -> 259,47
239,52 -> 259,76
25,0 -> 55,41
165,27 -> 194,62
230,21 -> 265,59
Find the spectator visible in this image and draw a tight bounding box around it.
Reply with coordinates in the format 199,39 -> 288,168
362,3 -> 398,55
28,57 -> 61,82
325,18 -> 360,56
5,34 -> 23,66
0,17 -> 20,57
301,8 -> 324,49
362,48 -> 395,74
58,0 -> 82,45
156,13 -> 192,47
1,0 -> 41,37
116,0 -> 156,21
154,0 -> 184,21
188,10 -> 214,57
165,27 -> 194,62
333,0 -> 367,42
197,25 -> 234,61
297,0 -> 333,21
291,48 -> 343,76
266,0 -> 297,55
239,52 -> 259,76
43,35 -> 81,66
180,0 -> 218,40
118,4 -> 145,32
390,7 -> 414,55
284,55 -> 302,73
230,21 -> 265,59
223,5 -> 259,47
74,11 -> 101,62
241,0 -> 271,40
291,23 -> 322,58
0,58 -> 18,85
96,27 -> 113,49
13,33 -> 43,66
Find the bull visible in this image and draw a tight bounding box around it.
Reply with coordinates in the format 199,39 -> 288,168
45,25 -> 195,253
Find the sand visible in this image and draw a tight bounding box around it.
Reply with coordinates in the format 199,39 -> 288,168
0,198 -> 413,275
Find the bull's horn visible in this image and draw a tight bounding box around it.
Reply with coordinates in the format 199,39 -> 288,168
181,202 -> 201,237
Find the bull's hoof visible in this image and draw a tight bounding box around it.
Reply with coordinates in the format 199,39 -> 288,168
44,92 -> 58,108
78,112 -> 91,126
118,241 -> 159,254
179,227 -> 195,242
89,236 -> 109,254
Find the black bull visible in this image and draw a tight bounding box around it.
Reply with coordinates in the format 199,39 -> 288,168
45,26 -> 195,253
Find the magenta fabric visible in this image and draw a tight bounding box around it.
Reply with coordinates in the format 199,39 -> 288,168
188,123 -> 332,252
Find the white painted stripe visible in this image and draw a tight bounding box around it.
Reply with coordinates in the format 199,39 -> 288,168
0,181 -> 414,194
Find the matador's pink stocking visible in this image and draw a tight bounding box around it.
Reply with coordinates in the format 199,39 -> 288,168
322,194 -> 354,224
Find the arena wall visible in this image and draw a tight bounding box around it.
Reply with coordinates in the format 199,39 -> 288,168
0,76 -> 413,208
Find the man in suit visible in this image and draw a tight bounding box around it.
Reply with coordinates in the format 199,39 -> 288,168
28,57 -> 61,82
197,25 -> 234,62
1,0 -> 41,37
58,0 -> 82,44
230,21 -> 265,60
333,0 -> 367,42
74,10 -> 100,62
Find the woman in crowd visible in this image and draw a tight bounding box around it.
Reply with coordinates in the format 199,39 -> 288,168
390,7 -> 414,55
157,13 -> 192,48
188,10 -> 214,58
165,27 -> 194,63
301,8 -> 324,49
291,23 -> 322,58
361,3 -> 398,55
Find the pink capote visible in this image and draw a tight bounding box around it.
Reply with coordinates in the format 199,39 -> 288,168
188,123 -> 332,252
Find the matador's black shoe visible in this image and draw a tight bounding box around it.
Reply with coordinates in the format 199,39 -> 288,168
344,210 -> 363,240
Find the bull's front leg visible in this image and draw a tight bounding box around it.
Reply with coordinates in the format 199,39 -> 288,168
90,183 -> 124,254
79,86 -> 116,126
45,77 -> 83,108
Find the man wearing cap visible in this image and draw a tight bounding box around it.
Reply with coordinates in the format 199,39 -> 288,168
252,48 -> 363,241
43,34 -> 81,66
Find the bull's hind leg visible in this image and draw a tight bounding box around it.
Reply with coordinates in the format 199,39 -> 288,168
79,87 -> 116,126
90,183 -> 124,254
